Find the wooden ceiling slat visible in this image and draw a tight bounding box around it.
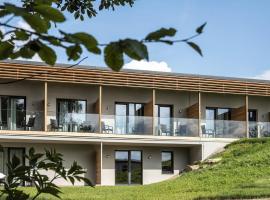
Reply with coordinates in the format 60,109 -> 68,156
1,62 -> 270,96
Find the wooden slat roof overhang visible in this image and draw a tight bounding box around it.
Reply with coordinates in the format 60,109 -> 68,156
0,60 -> 269,96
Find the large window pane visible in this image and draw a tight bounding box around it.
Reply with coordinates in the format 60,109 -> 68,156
115,151 -> 129,184
57,99 -> 86,132
130,151 -> 142,184
161,151 -> 173,174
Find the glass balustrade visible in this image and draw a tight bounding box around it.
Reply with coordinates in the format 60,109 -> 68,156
47,112 -> 99,133
101,115 -> 153,135
0,109 -> 43,131
249,122 -> 270,138
154,117 -> 199,137
201,119 -> 246,138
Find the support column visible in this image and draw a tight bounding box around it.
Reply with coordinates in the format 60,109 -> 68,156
99,85 -> 102,133
198,92 -> 202,137
44,82 -> 48,132
152,89 -> 156,135
100,142 -> 103,185
245,95 -> 249,138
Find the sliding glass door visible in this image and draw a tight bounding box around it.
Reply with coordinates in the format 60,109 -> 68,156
206,107 -> 231,136
0,96 -> 26,130
57,99 -> 86,132
115,103 -> 144,134
115,150 -> 142,185
155,105 -> 173,135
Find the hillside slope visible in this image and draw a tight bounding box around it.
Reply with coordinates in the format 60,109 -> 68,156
29,138 -> 270,200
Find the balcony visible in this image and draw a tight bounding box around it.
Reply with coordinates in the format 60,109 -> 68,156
249,122 -> 270,138
47,112 -> 99,133
201,120 -> 246,138
101,115 -> 152,135
0,109 -> 43,131
154,117 -> 199,137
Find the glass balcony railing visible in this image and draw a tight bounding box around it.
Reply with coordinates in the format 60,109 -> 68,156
249,122 -> 270,138
0,109 -> 43,131
47,112 -> 99,133
101,115 -> 153,135
154,117 -> 199,137
201,120 -> 246,138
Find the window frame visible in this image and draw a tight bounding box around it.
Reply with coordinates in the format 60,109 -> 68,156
161,151 -> 174,174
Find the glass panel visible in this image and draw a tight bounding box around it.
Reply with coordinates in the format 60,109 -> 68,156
9,148 -> 24,166
0,149 -> 4,173
158,106 -> 172,136
115,151 -> 129,184
162,152 -> 173,174
57,99 -> 87,132
115,104 -> 127,134
206,108 -> 215,131
130,151 -> 142,184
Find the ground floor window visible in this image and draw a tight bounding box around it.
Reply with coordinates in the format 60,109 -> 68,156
115,150 -> 142,185
161,151 -> 174,174
0,147 -> 25,174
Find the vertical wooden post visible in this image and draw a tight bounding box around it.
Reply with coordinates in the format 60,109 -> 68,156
198,92 -> 202,137
44,81 -> 48,132
99,85 -> 102,133
100,142 -> 103,185
152,89 -> 156,135
245,95 -> 249,138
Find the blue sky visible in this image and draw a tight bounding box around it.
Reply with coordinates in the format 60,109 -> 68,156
9,0 -> 270,78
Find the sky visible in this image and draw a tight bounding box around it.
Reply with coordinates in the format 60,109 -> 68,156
5,0 -> 270,79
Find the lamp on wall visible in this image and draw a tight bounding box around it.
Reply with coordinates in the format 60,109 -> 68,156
105,154 -> 110,158
147,155 -> 152,160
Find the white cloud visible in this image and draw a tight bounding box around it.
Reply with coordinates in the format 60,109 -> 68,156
123,60 -> 172,72
253,70 -> 270,80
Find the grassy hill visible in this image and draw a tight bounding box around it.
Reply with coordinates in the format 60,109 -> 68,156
26,138 -> 270,200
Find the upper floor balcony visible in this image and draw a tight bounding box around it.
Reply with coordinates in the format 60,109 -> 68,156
0,80 -> 269,140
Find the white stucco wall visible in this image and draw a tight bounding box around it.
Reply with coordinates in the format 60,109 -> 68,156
156,90 -> 198,118
101,145 -> 189,185
0,142 -> 97,186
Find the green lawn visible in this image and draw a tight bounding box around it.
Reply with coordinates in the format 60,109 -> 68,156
22,139 -> 270,199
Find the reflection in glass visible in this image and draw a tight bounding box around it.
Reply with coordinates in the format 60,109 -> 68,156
115,151 -> 129,184
0,96 -> 26,130
161,151 -> 173,174
57,99 -> 86,132
130,151 -> 142,184
115,150 -> 142,185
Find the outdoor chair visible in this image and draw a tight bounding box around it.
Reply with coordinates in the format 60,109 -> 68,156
175,124 -> 187,136
101,121 -> 113,133
22,116 -> 36,131
158,124 -> 171,136
80,122 -> 95,133
50,119 -> 63,131
201,124 -> 215,137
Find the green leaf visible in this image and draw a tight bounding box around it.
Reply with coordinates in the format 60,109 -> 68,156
66,45 -> 82,61
196,22 -> 207,34
0,10 -> 11,17
19,46 -> 35,58
104,42 -> 123,71
15,30 -> 29,41
71,32 -> 100,54
34,5 -> 65,22
187,42 -> 203,56
38,42 -> 56,65
0,41 -> 14,60
22,14 -> 49,33
4,3 -> 26,16
145,28 -> 177,41
122,39 -> 148,61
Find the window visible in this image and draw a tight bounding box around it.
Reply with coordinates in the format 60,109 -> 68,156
115,103 -> 144,134
115,150 -> 142,185
161,151 -> 173,174
0,96 -> 26,130
56,99 -> 87,132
